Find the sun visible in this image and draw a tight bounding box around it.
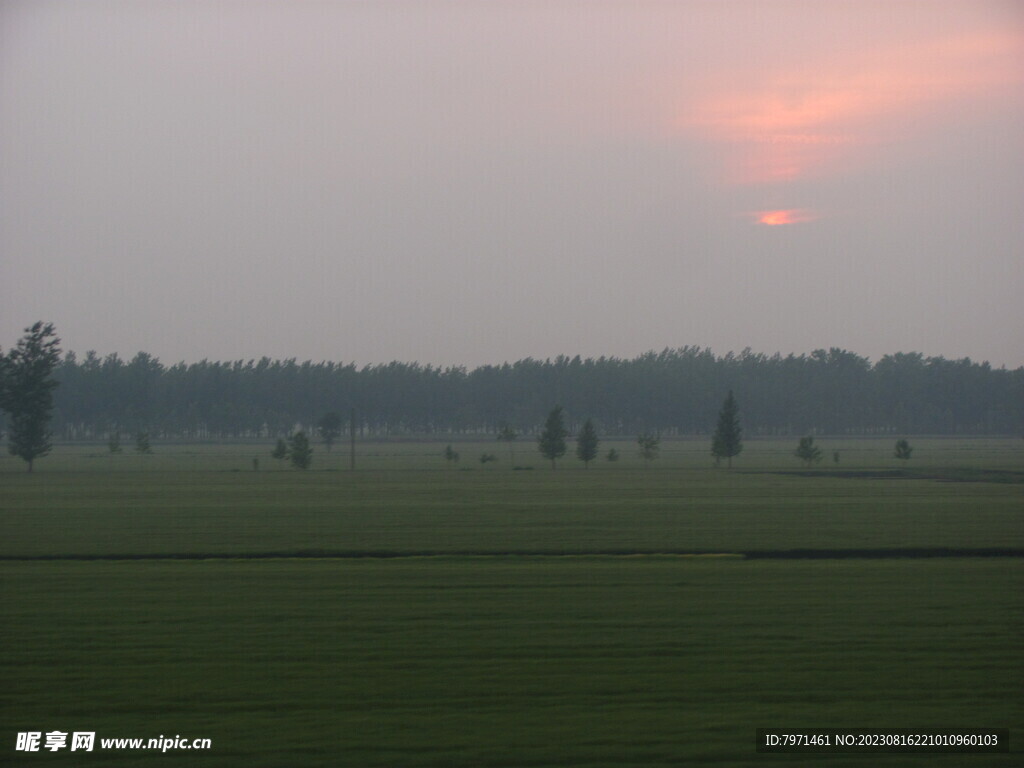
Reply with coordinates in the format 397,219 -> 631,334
754,209 -> 816,226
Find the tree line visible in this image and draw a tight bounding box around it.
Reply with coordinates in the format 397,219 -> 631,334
4,332 -> 1023,442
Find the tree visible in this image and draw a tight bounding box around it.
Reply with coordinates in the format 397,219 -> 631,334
0,346 -> 7,413
289,431 -> 312,469
497,424 -> 518,464
444,444 -> 460,466
537,406 -> 568,469
794,435 -> 822,467
479,452 -> 497,465
2,322 -> 62,472
606,448 -> 619,462
894,439 -> 913,461
637,433 -> 660,465
271,438 -> 289,463
108,431 -> 122,453
575,418 -> 599,467
21,344 -> 1024,441
711,390 -> 743,468
317,412 -> 342,452
134,432 -> 152,454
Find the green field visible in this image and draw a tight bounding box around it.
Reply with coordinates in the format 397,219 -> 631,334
1,438 -> 1022,766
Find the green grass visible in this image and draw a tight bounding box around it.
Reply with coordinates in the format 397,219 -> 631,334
2,558 -> 1021,767
0,438 -> 1022,765
1,449 -> 1022,557
2,435 -> 1023,474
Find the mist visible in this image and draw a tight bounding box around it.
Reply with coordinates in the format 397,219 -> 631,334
2,1 -> 1022,367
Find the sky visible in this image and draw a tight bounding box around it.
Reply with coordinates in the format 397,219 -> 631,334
2,0 -> 1023,368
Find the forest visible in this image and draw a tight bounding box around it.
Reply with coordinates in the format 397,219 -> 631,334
43,346 -> 1023,439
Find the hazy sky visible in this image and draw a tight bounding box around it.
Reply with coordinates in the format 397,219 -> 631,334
2,0 -> 1022,368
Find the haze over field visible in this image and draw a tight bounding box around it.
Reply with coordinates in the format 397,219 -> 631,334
2,0 -> 1022,367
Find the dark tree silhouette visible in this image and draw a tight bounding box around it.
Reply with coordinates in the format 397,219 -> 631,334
894,439 -> 913,461
2,322 -> 61,472
289,431 -> 312,469
637,433 -> 660,466
794,435 -> 822,467
271,438 -> 288,463
538,406 -> 568,469
711,390 -> 743,468
575,418 -> 599,467
317,412 -> 343,452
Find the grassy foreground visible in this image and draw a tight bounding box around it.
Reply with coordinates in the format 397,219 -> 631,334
2,558 -> 1021,767
1,441 -> 1022,558
1,438 -> 1022,765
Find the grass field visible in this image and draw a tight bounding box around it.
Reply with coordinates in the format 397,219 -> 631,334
1,438 -> 1022,765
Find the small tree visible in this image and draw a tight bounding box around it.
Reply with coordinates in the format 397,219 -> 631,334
134,432 -> 152,454
606,448 -> 619,462
711,390 -> 743,468
794,435 -> 822,467
444,444 -> 460,466
894,439 -> 913,461
0,345 -> 6,411
289,431 -> 312,469
575,418 -> 599,468
317,412 -> 343,452
497,424 -> 518,464
271,438 -> 289,463
479,452 -> 497,465
1,322 -> 62,472
637,433 -> 660,466
833,450 -> 840,465
537,406 -> 568,469
108,431 -> 122,453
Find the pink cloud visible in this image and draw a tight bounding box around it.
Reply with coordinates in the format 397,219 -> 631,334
682,31 -> 1024,185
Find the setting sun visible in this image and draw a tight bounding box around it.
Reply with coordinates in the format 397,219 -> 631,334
755,209 -> 816,226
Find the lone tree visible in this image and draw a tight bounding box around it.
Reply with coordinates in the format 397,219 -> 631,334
711,390 -> 743,468
317,412 -> 343,452
575,418 -> 599,468
1,322 -> 61,472
289,431 -> 313,469
537,406 -> 568,469
637,433 -> 660,466
271,437 -> 289,463
108,431 -> 122,454
497,424 -> 518,464
795,435 -> 822,467
606,448 -> 619,462
894,439 -> 913,461
444,444 -> 460,466
134,431 -> 152,454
